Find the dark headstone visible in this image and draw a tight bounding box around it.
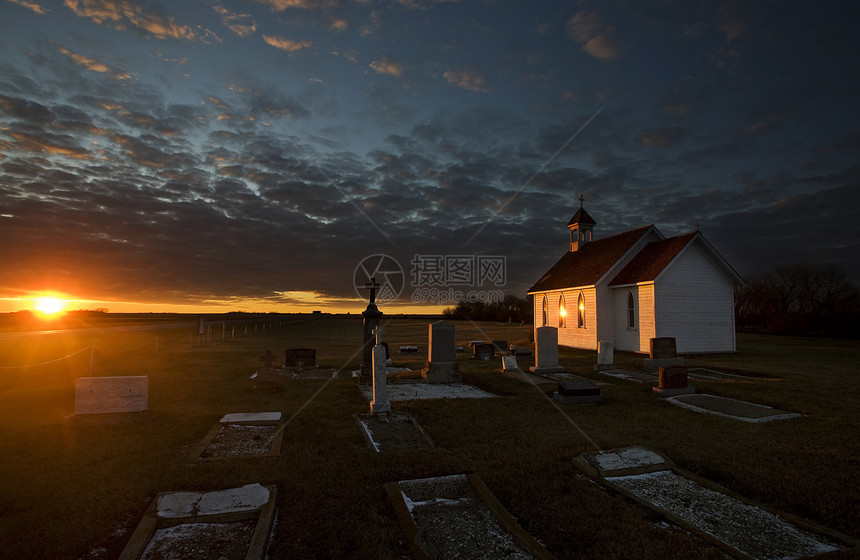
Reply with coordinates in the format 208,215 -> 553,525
399,345 -> 419,353
285,348 -> 316,368
511,347 -> 532,357
658,366 -> 689,389
650,337 -> 677,359
491,340 -> 508,352
473,343 -> 495,360
553,380 -> 604,404
557,381 -> 601,397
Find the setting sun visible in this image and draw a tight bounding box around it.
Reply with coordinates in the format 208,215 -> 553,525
33,297 -> 67,317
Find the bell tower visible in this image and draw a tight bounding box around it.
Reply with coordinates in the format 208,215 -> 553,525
568,195 -> 596,252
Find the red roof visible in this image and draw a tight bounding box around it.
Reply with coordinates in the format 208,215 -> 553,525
528,226 -> 653,293
567,207 -> 596,226
609,232 -> 697,286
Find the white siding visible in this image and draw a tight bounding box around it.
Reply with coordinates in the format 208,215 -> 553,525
655,244 -> 736,353
613,284 -> 655,353
557,288 -> 598,350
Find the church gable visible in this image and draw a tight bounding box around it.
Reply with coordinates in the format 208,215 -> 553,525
527,225 -> 653,293
608,232 -> 697,287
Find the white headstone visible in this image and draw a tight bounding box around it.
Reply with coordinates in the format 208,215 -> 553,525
370,345 -> 391,414
501,355 -> 520,372
75,376 -> 148,414
598,340 -> 614,365
530,327 -> 564,374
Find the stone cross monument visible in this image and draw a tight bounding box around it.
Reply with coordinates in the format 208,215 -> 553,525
360,277 -> 383,379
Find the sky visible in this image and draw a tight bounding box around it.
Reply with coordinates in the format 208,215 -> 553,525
1,0 -> 858,314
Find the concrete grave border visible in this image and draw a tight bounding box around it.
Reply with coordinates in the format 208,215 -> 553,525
665,394 -> 802,423
574,447 -> 857,559
384,473 -> 556,560
118,483 -> 277,560
188,412 -> 285,462
355,413 -> 435,453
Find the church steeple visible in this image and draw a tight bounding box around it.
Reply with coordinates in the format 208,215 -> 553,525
567,195 -> 596,252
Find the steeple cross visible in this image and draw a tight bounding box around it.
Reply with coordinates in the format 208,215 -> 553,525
364,277 -> 381,304
578,194 -> 585,208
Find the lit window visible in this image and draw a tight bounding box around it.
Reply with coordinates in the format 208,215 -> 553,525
541,295 -> 547,327
577,293 -> 585,328
627,291 -> 636,329
558,295 -> 566,328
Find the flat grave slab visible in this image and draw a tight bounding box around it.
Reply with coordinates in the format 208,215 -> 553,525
75,376 -> 148,415
666,394 -> 801,422
190,413 -> 285,461
599,369 -> 657,383
574,446 -> 673,479
119,483 -> 277,560
607,470 -> 842,560
552,381 -> 604,404
358,383 -> 495,402
544,372 -> 611,386
357,413 -> 434,452
500,370 -> 557,386
385,474 -> 556,560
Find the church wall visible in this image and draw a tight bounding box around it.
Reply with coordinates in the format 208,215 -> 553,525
557,288 -> 598,351
655,245 -> 736,353
613,284 -> 655,353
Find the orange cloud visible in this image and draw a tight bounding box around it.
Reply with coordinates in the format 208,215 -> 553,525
566,12 -> 621,61
7,0 -> 46,14
263,35 -> 312,52
64,0 -> 220,43
369,57 -> 403,77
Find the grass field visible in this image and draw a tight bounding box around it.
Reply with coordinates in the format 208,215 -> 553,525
0,316 -> 857,560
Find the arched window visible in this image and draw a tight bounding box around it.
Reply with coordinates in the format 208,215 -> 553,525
541,295 -> 548,327
627,291 -> 636,329
577,292 -> 585,328
558,295 -> 566,328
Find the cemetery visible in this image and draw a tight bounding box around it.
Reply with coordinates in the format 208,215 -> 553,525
0,315 -> 857,559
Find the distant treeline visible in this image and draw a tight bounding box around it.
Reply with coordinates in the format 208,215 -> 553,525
735,263 -> 860,338
442,295 -> 532,323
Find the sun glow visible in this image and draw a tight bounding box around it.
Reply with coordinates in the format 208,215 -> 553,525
32,296 -> 68,317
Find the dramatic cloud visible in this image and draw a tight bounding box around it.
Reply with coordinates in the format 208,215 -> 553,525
0,1 -> 858,312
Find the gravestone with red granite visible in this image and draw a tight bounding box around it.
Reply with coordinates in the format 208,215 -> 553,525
652,365 -> 695,397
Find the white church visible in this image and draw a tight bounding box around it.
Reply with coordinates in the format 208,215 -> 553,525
527,200 -> 743,354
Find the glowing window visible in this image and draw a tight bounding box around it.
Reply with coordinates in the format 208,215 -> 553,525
627,291 -> 636,329
577,293 -> 585,328
541,295 -> 548,327
558,295 -> 566,328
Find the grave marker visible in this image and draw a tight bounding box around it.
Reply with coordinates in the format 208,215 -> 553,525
553,380 -> 604,404
473,343 -> 495,360
75,376 -> 149,415
652,365 -> 695,397
421,320 -> 461,383
596,340 -> 614,371
530,326 -> 564,374
643,337 -> 685,371
501,355 -> 521,373
284,348 -> 316,368
360,277 -> 383,379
